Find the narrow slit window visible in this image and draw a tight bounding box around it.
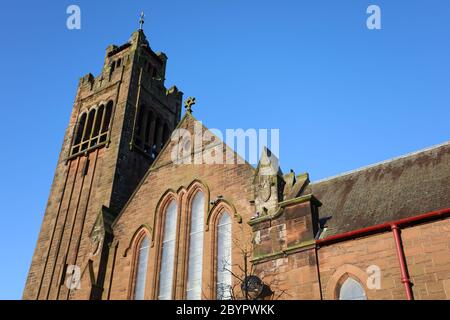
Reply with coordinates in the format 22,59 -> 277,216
101,101 -> 113,134
81,109 -> 95,151
72,113 -> 86,155
90,105 -> 104,147
83,109 -> 95,142
99,101 -> 112,144
92,105 -> 104,137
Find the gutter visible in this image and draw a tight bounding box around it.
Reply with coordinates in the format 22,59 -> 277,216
316,207 -> 450,300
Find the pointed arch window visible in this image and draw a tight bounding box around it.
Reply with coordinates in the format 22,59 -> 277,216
100,101 -> 113,142
72,113 -> 87,155
338,277 -> 367,300
90,105 -> 104,148
158,200 -> 178,300
133,235 -> 150,300
186,191 -> 205,300
134,105 -> 158,157
216,212 -> 232,300
82,108 -> 96,149
71,101 -> 113,156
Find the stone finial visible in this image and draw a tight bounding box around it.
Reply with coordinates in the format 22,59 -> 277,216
254,147 -> 284,217
184,97 -> 196,114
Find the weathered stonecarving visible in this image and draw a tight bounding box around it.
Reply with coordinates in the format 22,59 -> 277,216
24,27 -> 450,300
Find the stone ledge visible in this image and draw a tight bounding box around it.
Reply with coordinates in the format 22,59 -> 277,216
248,194 -> 321,226
251,239 -> 316,264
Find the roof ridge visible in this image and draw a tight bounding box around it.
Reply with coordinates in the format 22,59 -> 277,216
311,140 -> 450,185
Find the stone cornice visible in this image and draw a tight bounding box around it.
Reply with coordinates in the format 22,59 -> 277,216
248,194 -> 321,226
251,239 -> 316,264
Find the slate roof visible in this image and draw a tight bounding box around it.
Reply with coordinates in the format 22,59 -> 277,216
308,141 -> 450,236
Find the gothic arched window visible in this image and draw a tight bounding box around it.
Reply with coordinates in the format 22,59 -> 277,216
216,212 -> 232,300
99,101 -> 112,143
338,277 -> 367,300
70,101 -> 113,156
133,235 -> 150,300
82,108 -> 96,150
134,105 -> 159,157
91,105 -> 104,147
72,113 -> 87,155
158,200 -> 178,300
186,191 -> 205,300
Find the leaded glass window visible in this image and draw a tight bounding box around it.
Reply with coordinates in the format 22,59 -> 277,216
339,277 -> 367,300
186,192 -> 205,300
134,235 -> 149,300
216,212 -> 232,300
158,200 -> 178,300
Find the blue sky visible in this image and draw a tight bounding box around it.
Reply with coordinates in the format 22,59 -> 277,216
0,1 -> 449,299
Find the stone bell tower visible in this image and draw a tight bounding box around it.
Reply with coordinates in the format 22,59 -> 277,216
23,22 -> 183,300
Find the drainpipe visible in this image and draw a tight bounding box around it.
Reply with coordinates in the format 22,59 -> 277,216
317,207 -> 450,246
316,207 -> 450,300
391,224 -> 413,300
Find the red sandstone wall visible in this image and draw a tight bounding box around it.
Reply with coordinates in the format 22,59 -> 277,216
109,116 -> 256,300
402,218 -> 450,299
317,218 -> 450,300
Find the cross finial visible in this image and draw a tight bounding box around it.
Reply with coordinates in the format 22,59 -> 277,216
184,97 -> 196,114
139,11 -> 145,30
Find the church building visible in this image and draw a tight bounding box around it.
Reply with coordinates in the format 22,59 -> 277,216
23,26 -> 450,300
